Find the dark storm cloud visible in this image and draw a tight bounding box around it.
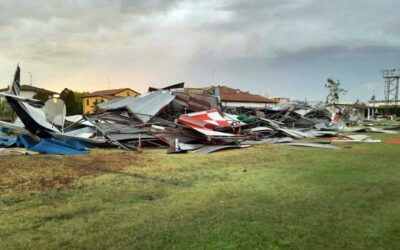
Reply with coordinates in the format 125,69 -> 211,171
0,0 -> 399,100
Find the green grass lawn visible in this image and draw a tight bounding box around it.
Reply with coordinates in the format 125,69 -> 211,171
1,132 -> 400,249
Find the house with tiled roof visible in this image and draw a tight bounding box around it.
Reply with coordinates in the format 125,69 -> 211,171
0,85 -> 58,99
82,88 -> 140,113
184,85 -> 276,109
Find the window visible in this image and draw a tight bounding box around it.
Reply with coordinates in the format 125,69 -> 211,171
86,99 -> 89,106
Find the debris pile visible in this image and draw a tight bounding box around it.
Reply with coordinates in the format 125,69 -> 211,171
1,66 -> 399,155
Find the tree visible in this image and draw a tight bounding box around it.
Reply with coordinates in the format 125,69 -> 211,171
60,88 -> 79,115
0,99 -> 15,121
92,98 -> 105,113
325,79 -> 347,105
73,91 -> 88,115
32,92 -> 50,102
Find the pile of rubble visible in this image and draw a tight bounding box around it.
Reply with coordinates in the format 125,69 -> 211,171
1,66 -> 399,155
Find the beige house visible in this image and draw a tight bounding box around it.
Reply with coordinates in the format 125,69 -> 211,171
82,88 -> 140,113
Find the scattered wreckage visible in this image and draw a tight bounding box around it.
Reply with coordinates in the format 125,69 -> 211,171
0,66 -> 399,155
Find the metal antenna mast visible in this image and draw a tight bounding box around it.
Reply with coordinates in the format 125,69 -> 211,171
383,69 -> 399,105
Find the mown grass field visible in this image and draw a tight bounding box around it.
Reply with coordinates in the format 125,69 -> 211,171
1,132 -> 400,249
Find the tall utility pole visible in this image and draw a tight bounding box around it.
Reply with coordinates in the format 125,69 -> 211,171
383,69 -> 399,105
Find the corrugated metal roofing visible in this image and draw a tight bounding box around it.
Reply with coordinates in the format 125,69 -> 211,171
97,91 -> 175,124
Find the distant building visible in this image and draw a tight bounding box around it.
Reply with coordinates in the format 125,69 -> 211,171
0,85 -> 58,99
183,87 -> 207,95
366,100 -> 400,119
272,97 -> 290,103
368,100 -> 399,107
82,88 -> 140,113
184,85 -> 275,109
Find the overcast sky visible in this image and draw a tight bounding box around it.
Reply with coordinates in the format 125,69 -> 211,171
1,0 -> 399,101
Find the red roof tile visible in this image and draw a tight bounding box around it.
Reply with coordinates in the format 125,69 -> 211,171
209,86 -> 275,103
83,88 -> 130,97
83,88 -> 140,98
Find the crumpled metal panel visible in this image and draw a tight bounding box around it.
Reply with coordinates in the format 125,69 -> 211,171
44,98 -> 66,127
97,97 -> 137,110
126,91 -> 175,123
173,92 -> 220,112
97,91 -> 175,124
192,145 -> 251,154
96,123 -> 148,134
150,126 -> 202,147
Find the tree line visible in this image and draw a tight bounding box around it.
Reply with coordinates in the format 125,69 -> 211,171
34,88 -> 87,115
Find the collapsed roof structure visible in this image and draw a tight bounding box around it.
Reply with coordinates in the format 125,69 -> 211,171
1,66 -> 398,155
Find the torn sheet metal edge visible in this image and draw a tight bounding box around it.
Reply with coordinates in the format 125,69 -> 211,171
383,125 -> 400,130
331,139 -> 381,143
50,132 -> 107,145
259,117 -> 285,126
308,130 -> 338,136
191,144 -> 251,154
284,142 -> 341,149
343,134 -> 370,141
243,127 -> 274,133
149,82 -> 184,92
340,127 -> 367,132
97,96 -> 136,110
368,127 -> 398,134
65,115 -> 94,127
277,128 -> 313,139
240,137 -> 294,145
192,127 -> 237,137
177,143 -> 207,151
63,126 -> 96,137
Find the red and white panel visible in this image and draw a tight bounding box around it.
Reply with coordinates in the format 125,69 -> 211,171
184,109 -> 230,128
178,109 -> 235,137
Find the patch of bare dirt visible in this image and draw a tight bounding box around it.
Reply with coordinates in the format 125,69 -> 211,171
0,151 -> 140,194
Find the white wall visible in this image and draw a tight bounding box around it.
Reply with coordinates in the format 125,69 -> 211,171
368,101 -> 399,107
222,102 -> 272,108
20,90 -> 36,99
